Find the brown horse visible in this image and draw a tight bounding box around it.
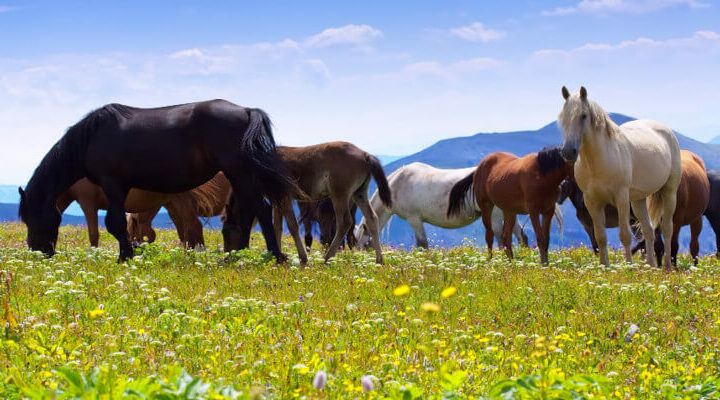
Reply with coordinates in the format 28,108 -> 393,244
632,150 -> 709,265
448,147 -> 573,265
126,173 -> 231,247
265,142 -> 391,264
57,174 -> 230,248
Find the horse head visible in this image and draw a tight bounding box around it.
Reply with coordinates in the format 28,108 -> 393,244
558,86 -> 595,162
18,187 -> 61,257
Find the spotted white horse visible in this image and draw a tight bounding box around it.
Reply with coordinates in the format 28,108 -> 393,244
355,162 -> 529,249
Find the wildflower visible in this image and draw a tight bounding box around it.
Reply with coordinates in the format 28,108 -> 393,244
313,370 -> 327,390
89,309 -> 105,318
393,285 -> 410,296
441,286 -> 457,298
421,302 -> 441,312
360,375 -> 374,392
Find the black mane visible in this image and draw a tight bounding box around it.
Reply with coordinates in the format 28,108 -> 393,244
537,146 -> 567,176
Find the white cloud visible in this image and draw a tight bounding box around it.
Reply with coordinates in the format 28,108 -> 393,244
542,0 -> 710,16
533,30 -> 720,57
304,24 -> 383,48
449,22 -> 506,43
0,6 -> 14,13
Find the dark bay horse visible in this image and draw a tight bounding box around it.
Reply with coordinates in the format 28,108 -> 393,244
265,142 -> 391,264
298,199 -> 357,249
448,147 -> 573,265
704,170 -> 720,257
19,100 -> 296,262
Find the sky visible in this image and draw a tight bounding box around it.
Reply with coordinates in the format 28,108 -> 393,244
1,0 -> 719,184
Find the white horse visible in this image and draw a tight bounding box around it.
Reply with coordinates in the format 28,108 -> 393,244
558,86 -> 681,269
355,162 -> 528,249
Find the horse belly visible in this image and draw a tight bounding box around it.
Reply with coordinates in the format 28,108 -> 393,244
124,189 -> 170,213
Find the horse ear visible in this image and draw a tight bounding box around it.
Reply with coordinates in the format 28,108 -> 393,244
18,187 -> 25,200
580,86 -> 587,100
562,86 -> 570,100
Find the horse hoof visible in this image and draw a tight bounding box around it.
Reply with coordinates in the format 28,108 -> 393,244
275,253 -> 289,264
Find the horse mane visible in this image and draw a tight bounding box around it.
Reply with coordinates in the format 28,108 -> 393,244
25,104 -> 132,200
189,173 -> 232,217
537,146 -> 566,176
558,95 -> 618,138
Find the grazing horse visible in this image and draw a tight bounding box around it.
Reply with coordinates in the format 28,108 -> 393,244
260,142 -> 391,264
298,199 -> 357,249
558,86 -> 682,269
631,150 -> 709,265
125,173 -> 231,248
447,147 -> 572,265
704,170 -> 720,257
18,100 -> 296,262
354,162 -> 528,249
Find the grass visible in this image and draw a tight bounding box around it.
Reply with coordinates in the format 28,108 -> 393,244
1,222 -> 720,399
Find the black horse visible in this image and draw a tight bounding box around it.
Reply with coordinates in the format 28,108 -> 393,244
19,100 -> 297,262
704,170 -> 720,257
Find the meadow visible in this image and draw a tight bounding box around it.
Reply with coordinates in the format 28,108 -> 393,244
1,223 -> 720,399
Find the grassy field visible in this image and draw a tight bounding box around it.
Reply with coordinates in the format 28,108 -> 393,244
1,223 -> 720,399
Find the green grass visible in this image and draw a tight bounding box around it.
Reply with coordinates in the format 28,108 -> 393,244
1,223 -> 720,399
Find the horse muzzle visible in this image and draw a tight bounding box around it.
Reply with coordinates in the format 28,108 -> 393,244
560,145 -> 578,162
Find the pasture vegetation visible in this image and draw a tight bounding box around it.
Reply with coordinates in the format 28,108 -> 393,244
1,223 -> 720,399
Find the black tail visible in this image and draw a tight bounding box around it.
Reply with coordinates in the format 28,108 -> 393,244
447,172 -> 474,217
366,154 -> 392,207
241,108 -> 299,201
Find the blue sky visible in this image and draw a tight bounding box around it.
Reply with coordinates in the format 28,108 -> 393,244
1,0 -> 719,184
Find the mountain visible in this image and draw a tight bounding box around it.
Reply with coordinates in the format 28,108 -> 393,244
375,155 -> 403,165
710,136 -> 720,145
374,113 -> 720,253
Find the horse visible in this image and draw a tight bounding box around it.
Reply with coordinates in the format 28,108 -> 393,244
125,172 -> 231,248
18,100 -> 297,262
298,199 -> 357,249
252,142 -> 391,264
704,170 -> 720,258
558,86 -> 682,269
354,162 -> 528,249
631,150 -> 709,265
447,147 -> 572,265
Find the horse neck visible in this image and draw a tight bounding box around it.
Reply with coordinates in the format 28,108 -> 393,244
26,140 -> 85,206
578,112 -> 619,169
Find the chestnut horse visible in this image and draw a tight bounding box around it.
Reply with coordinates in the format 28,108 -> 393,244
56,173 -> 229,249
448,147 -> 573,265
262,142 -> 391,264
19,100 -> 296,262
632,150 -> 709,265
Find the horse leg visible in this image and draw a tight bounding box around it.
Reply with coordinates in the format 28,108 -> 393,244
539,211 -> 553,265
670,223 -> 681,267
690,217 -> 702,265
354,190 -> 384,264
272,202 -> 284,251
585,196 -> 609,266
324,197 -> 352,263
583,222 -> 599,254
99,181 -> 132,262
480,202 -> 495,258
79,201 -> 100,247
528,212 -> 543,263
659,188 -> 678,271
281,199 -> 308,265
630,199 -> 656,268
708,215 -> 720,258
346,203 -> 358,249
614,190 -> 633,263
654,229 -> 665,267
501,211 -> 517,260
408,217 -> 428,249
165,203 -> 188,246
513,216 -> 528,247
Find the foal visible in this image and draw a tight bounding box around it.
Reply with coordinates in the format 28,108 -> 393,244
448,147 -> 573,265
271,142 -> 391,264
298,199 -> 357,249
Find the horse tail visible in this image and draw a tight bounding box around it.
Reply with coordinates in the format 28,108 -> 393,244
647,191 -> 665,229
366,154 -> 392,207
447,172 -> 474,217
554,203 -> 564,240
241,108 -> 301,201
